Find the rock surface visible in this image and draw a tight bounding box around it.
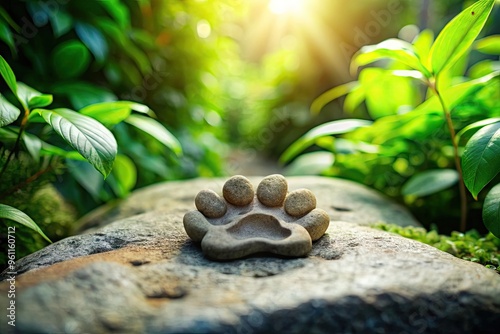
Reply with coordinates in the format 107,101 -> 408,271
76,176 -> 421,232
1,176 -> 499,333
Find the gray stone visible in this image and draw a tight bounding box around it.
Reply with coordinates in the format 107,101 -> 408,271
1,215 -> 499,333
256,174 -> 288,207
223,175 -> 255,206
284,189 -> 316,217
195,189 -> 227,218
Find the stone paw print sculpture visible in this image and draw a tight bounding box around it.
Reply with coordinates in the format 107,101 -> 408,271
183,174 -> 330,260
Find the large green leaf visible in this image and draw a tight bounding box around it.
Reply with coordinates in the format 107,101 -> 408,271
483,183 -> 500,238
0,204 -> 52,243
35,108 -> 117,177
0,54 -> 17,97
0,94 -> 20,127
125,114 -> 182,156
402,169 -> 459,197
462,122 -> 500,199
310,82 -> 358,115
429,0 -> 495,75
80,101 -> 150,126
52,40 -> 91,79
280,119 -> 372,163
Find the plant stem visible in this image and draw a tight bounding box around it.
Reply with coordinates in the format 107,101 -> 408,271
431,79 -> 468,231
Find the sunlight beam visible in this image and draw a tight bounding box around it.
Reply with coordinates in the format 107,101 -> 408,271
268,0 -> 305,15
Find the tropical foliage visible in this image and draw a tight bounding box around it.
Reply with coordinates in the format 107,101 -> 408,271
283,0 -> 500,236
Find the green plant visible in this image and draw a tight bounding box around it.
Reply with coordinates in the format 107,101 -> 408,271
0,54 -> 180,248
282,0 -> 499,236
372,222 -> 500,273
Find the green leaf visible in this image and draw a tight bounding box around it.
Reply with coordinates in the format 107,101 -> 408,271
97,0 -> 130,29
0,94 -> 20,127
284,152 -> 334,176
280,119 -> 372,163
80,101 -> 150,126
0,54 -> 17,96
462,122 -> 500,199
28,94 -> 53,109
475,35 -> 500,55
310,82 -> 358,115
67,160 -> 106,201
429,0 -> 495,75
0,19 -> 16,55
125,114 -> 182,156
35,108 -> 117,177
52,40 -> 91,79
40,142 -> 85,161
96,19 -> 151,74
352,39 -> 429,77
483,183 -> 500,238
402,169 -> 459,197
359,68 -> 418,119
412,29 -> 434,69
75,22 -> 108,63
22,132 -> 42,161
48,9 -> 73,37
468,59 -> 500,79
417,71 -> 500,115
0,204 -> 52,243
457,118 -> 500,145
17,82 -> 53,109
107,154 -> 137,197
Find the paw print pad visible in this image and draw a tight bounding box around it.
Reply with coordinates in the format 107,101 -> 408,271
183,174 -> 330,260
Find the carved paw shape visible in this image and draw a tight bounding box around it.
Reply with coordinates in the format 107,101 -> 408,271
183,174 -> 330,260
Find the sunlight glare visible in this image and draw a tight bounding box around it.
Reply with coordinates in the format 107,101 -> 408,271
269,0 -> 304,15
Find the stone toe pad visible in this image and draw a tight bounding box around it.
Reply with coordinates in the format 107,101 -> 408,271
183,174 -> 330,260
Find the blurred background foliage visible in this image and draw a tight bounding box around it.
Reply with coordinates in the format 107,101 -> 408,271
0,0 -> 499,261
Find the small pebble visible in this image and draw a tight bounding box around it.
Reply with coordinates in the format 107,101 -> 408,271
223,175 -> 254,206
257,174 -> 288,207
284,189 -> 316,217
195,190 -> 227,218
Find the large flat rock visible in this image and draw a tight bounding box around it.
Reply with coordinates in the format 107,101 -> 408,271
77,176 -> 420,232
1,176 -> 498,333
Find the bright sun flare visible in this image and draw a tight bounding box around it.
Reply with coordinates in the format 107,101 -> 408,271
268,0 -> 305,15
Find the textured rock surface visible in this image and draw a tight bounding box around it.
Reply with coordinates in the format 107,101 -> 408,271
1,176 -> 499,333
1,216 -> 499,333
184,175 -> 329,260
76,176 -> 421,232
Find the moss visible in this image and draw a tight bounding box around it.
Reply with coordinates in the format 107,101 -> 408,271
372,223 -> 500,273
0,153 -> 77,269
